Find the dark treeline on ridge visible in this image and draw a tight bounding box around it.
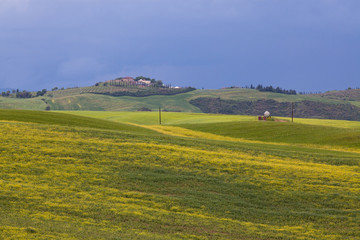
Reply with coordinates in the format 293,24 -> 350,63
1,89 -> 33,98
1,89 -> 48,99
240,84 -> 297,95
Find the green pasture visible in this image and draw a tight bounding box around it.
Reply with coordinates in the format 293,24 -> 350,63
0,97 -> 46,110
180,120 -> 360,150
0,110 -> 359,239
65,111 -> 256,125
278,116 -> 360,129
47,93 -> 201,112
0,109 -> 155,135
2,87 -> 359,113
183,88 -> 357,105
68,111 -> 360,151
68,110 -> 360,128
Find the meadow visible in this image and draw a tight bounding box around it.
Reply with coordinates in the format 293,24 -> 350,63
2,87 -> 358,112
45,87 -> 360,112
0,97 -> 46,110
0,110 -> 359,239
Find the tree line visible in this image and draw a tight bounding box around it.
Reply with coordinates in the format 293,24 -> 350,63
241,84 -> 297,95
1,87 -> 68,99
1,89 -> 48,98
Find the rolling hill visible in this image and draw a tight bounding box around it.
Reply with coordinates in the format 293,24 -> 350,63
1,85 -> 360,120
0,109 -> 359,239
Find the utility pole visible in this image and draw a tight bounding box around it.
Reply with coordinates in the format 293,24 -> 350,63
291,102 -> 294,123
159,106 -> 162,125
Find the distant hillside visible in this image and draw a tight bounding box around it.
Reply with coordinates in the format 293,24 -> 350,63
190,98 -> 360,121
1,86 -> 360,120
313,89 -> 360,101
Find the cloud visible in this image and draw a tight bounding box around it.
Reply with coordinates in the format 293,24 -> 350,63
108,64 -> 226,89
58,58 -> 104,77
0,0 -> 29,14
1,0 -> 360,91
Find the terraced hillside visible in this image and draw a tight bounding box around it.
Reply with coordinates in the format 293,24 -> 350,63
0,110 -> 359,239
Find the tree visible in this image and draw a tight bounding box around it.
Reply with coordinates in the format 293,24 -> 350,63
153,80 -> 163,88
16,90 -> 32,98
1,91 -> 10,97
36,89 -> 47,97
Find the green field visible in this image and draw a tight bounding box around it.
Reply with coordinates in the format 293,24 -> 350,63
2,88 -> 359,112
179,121 -> 360,150
0,110 -> 359,239
65,111 -> 257,125
68,111 -> 360,128
0,97 -> 46,110
47,92 -> 202,112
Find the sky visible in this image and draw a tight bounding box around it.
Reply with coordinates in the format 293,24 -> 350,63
1,0 -> 360,92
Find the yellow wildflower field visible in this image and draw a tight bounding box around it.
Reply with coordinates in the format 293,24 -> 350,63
0,114 -> 359,239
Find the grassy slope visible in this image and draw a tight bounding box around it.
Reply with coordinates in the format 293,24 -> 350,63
47,93 -> 201,112
0,109 -> 156,135
0,110 -> 359,239
315,89 -> 360,101
2,88 -> 360,112
0,97 -> 46,110
65,111 -> 256,125
179,121 -> 360,150
69,110 -> 360,129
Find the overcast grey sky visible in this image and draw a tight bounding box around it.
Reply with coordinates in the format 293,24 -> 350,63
1,0 -> 360,91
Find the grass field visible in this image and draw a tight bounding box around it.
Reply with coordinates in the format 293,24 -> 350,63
2,88 -> 359,113
69,111 -> 360,128
0,110 -> 359,239
51,88 -> 360,113
179,121 -> 360,151
0,97 -> 46,110
47,92 -> 202,112
65,111 -> 257,125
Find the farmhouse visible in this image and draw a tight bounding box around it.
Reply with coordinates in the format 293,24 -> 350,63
138,79 -> 152,86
